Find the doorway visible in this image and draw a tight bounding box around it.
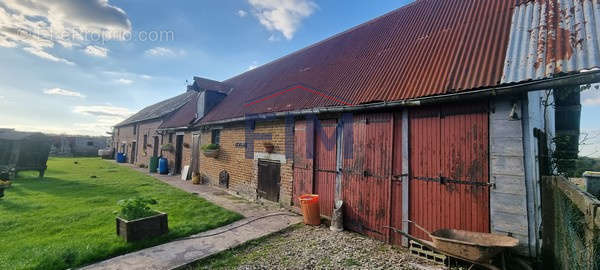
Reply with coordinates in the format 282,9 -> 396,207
175,135 -> 184,174
153,136 -> 159,157
258,160 -> 281,202
130,142 -> 136,164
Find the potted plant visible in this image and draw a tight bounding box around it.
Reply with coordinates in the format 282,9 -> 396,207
201,144 -> 220,158
114,197 -> 168,242
192,171 -> 201,185
263,142 -> 275,153
161,143 -> 174,152
0,180 -> 11,199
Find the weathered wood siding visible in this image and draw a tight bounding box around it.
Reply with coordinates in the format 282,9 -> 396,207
490,97 -> 530,256
522,90 -> 555,257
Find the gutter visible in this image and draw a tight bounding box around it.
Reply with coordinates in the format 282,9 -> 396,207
198,70 -> 600,126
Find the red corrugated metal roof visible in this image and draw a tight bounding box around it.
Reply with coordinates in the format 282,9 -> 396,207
200,0 -> 516,123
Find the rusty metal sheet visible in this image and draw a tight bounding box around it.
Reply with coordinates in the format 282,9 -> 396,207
502,0 -> 600,83
409,104 -> 490,241
314,119 -> 337,217
200,0 -> 516,124
342,113 -> 393,241
293,119 -> 313,206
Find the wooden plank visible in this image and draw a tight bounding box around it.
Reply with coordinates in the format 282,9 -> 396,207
552,176 -> 600,230
489,192 -> 528,214
401,109 -> 409,247
491,156 -> 525,176
553,176 -> 600,214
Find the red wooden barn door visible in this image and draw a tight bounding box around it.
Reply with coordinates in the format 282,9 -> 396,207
314,119 -> 337,217
409,105 -> 490,241
343,113 -> 392,241
293,119 -> 313,206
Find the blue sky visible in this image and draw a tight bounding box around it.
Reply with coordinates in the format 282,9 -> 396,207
0,0 -> 598,157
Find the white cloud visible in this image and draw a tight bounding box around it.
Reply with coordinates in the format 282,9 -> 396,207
238,10 -> 248,17
248,0 -> 317,40
73,105 -> 133,118
268,35 -> 280,42
23,47 -> 75,65
84,45 -> 108,57
0,0 -> 131,64
115,78 -> 133,85
247,61 -> 258,70
140,74 -> 152,80
582,85 -> 600,106
43,88 -> 85,98
144,47 -> 185,57
583,97 -> 600,106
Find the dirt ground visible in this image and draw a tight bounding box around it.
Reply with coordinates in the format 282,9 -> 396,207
193,224 -> 442,270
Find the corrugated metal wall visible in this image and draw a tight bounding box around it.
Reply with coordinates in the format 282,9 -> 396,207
409,105 -> 490,241
292,107 -> 491,245
293,119 -> 313,206
502,0 -> 600,83
314,119 -> 337,217
342,113 -> 393,241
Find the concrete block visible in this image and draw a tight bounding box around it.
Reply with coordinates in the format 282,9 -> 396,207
583,171 -> 600,198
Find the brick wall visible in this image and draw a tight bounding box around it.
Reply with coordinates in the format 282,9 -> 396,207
198,119 -> 294,207
113,124 -> 136,163
135,121 -> 162,166
161,132 -> 193,175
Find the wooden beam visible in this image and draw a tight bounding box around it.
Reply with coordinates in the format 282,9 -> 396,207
401,109 -> 410,247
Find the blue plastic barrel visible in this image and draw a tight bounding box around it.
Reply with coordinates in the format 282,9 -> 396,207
158,158 -> 169,175
116,153 -> 124,163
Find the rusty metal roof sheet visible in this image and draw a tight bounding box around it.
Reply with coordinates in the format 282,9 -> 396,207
502,0 -> 600,83
159,93 -> 199,129
200,0 -> 517,123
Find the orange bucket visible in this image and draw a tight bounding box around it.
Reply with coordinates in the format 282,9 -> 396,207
299,194 -> 321,226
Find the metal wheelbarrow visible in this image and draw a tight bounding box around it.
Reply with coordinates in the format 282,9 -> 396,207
386,220 -> 519,270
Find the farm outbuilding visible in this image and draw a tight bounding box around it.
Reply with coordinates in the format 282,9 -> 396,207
110,0 -> 600,261
187,0 -> 600,260
0,129 -> 51,179
112,77 -> 228,176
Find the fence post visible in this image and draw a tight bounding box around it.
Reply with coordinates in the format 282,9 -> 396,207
541,176 -> 556,269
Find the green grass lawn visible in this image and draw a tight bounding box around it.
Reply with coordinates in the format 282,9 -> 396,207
0,158 -> 243,270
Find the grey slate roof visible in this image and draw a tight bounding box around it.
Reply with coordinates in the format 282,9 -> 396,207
114,91 -> 197,127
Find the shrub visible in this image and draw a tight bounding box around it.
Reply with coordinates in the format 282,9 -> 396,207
201,144 -> 220,151
115,197 -> 158,221
0,179 -> 11,187
161,144 -> 174,151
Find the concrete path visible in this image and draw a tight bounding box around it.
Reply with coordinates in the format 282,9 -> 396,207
82,162 -> 302,270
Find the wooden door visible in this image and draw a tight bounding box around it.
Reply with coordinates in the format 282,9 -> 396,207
258,160 -> 281,202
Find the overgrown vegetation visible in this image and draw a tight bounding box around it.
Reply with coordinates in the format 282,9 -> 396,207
115,197 -> 159,221
0,158 -> 243,270
574,156 -> 600,177
201,144 -> 219,151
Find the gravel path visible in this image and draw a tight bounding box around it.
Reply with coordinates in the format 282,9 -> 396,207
194,224 -> 440,270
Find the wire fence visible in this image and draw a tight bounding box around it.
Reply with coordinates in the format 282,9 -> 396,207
543,176 -> 600,270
